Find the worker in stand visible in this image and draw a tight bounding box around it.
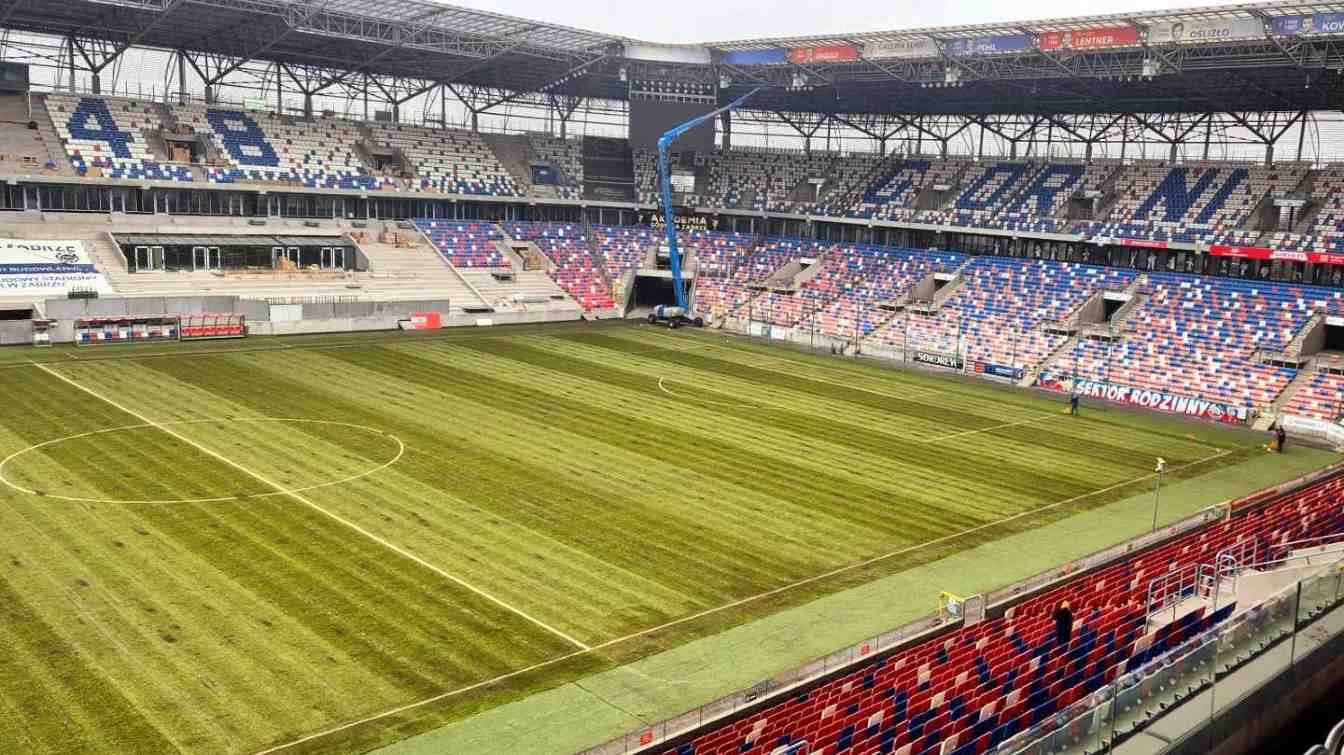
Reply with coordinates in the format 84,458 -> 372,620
1053,600 -> 1074,650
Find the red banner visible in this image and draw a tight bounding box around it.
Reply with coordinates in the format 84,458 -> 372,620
1209,244 -> 1344,266
788,44 -> 859,64
1118,238 -> 1169,249
1039,26 -> 1140,51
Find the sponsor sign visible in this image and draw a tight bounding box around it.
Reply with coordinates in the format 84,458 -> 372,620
973,361 -> 1024,381
865,38 -> 939,59
1152,18 -> 1264,44
1208,244 -> 1344,266
722,49 -> 788,65
1269,15 -> 1311,37
1039,26 -> 1140,51
945,34 -> 1031,56
912,350 -> 963,370
1280,414 -> 1344,448
625,43 -> 712,65
1314,11 -> 1344,35
0,239 -> 112,297
408,312 -> 441,330
788,44 -> 859,64
1037,372 -> 1249,424
1097,238 -> 1169,249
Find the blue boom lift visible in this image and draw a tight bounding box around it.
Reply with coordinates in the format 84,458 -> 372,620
649,88 -> 761,329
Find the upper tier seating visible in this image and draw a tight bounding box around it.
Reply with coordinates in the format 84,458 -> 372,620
851,160 -> 932,221
694,148 -> 832,212
929,162 -> 1036,228
502,221 -> 613,311
369,124 -> 519,196
1044,274 -> 1344,410
1265,165 -> 1344,253
173,105 -> 390,189
528,135 -> 584,200
415,220 -> 510,268
993,163 -> 1094,233
1076,163 -> 1306,245
48,95 -> 192,181
659,474 -> 1344,755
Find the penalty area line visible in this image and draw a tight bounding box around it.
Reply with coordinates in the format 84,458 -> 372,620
253,448 -> 1231,754
31,362 -> 591,653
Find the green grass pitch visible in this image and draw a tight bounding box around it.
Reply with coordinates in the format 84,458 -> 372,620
0,321 -> 1330,754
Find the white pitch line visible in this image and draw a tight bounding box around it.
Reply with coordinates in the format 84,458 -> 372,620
930,412 -> 1063,442
656,376 -> 759,408
251,447 -> 1232,755
31,362 -> 591,652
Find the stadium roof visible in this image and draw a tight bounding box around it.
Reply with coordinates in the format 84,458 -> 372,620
7,0 -> 1344,116
708,1 -> 1328,48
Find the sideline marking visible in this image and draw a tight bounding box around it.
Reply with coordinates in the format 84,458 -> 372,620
252,448 -> 1232,754
31,362 -> 591,652
0,418 -> 405,504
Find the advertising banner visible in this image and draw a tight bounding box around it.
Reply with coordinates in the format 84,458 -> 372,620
1152,18 -> 1264,44
865,38 -> 939,59
1315,11 -> 1344,35
722,49 -> 788,65
625,43 -> 713,65
912,350 -> 963,370
973,361 -> 1024,381
1269,15 -> 1311,37
1037,372 -> 1249,424
1038,26 -> 1140,51
945,34 -> 1032,56
0,238 -> 112,298
1096,238 -> 1169,249
788,44 -> 859,64
1208,244 -> 1344,266
1280,415 -> 1344,449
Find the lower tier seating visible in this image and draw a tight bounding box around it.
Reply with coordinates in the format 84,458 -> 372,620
659,474 -> 1344,755
503,222 -> 614,311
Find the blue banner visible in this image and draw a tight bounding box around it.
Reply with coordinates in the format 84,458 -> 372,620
722,49 -> 787,65
946,34 -> 1031,56
1314,11 -> 1344,35
1271,12 -> 1344,36
972,361 -> 1023,381
1269,15 -> 1310,36
0,264 -> 96,275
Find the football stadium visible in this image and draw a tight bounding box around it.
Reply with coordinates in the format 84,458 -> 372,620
0,1 -> 1342,754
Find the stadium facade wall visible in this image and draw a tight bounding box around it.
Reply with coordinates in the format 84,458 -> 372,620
0,320 -> 33,345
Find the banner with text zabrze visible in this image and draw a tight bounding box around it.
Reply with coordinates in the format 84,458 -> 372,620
1037,371 -> 1249,424
0,238 -> 112,298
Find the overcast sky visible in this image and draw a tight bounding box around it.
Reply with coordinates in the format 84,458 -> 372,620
449,0 -> 1250,44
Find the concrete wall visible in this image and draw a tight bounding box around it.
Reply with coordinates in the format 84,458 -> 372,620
0,320 -> 33,345
1300,317 -> 1327,356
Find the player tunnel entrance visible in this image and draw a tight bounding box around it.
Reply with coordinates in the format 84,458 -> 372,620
630,274 -> 682,311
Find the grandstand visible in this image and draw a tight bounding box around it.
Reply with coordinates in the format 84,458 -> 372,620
0,2 -> 1342,755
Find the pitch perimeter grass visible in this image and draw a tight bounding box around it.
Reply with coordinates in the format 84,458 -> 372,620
0,321 -> 1328,755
